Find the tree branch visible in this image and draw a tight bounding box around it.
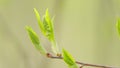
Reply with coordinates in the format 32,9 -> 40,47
47,53 -> 117,68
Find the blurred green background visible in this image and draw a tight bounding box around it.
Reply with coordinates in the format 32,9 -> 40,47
0,0 -> 120,68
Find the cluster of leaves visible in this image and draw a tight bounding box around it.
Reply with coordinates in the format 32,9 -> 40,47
26,8 -> 78,68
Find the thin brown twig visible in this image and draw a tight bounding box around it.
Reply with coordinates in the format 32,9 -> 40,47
46,53 -> 117,68
76,61 -> 115,68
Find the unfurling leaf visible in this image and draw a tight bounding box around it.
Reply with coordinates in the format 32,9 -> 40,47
34,8 -> 54,40
43,16 -> 52,38
116,18 -> 120,36
26,26 -> 46,55
42,9 -> 54,41
34,8 -> 59,55
43,14 -> 59,54
34,8 -> 46,36
62,49 -> 78,68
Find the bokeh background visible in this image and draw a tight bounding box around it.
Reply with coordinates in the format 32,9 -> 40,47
0,0 -> 120,68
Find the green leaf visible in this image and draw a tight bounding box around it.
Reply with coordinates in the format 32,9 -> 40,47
26,26 -> 47,55
43,16 -> 52,39
116,18 -> 120,36
43,9 -> 55,40
43,15 -> 59,54
34,8 -> 59,55
45,8 -> 54,34
62,49 -> 78,68
34,8 -> 46,36
44,9 -> 59,54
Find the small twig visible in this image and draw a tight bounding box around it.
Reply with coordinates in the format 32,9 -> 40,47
46,53 -> 117,68
76,61 -> 114,68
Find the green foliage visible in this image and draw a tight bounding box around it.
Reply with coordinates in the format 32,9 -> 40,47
26,26 -> 46,55
62,49 -> 78,68
34,8 -> 46,36
26,8 -> 78,68
116,18 -> 120,36
43,9 -> 54,40
34,8 -> 59,54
